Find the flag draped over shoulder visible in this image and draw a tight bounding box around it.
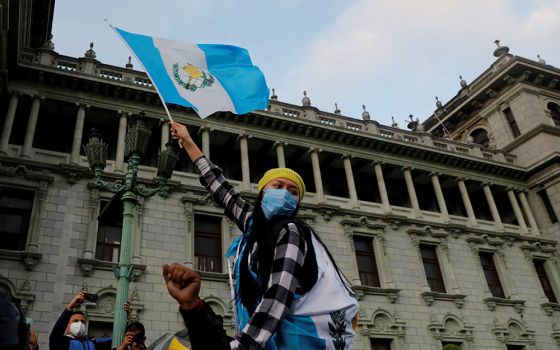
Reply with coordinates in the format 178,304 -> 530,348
115,28 -> 269,118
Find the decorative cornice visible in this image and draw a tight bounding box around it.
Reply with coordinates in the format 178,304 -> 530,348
424,56 -> 560,134
339,215 -> 386,232
77,258 -> 146,280
0,250 -> 42,270
0,162 -> 54,183
541,302 -> 560,317
11,64 -> 530,181
421,291 -> 466,308
351,286 -> 400,303
483,297 -> 525,314
502,124 -> 560,153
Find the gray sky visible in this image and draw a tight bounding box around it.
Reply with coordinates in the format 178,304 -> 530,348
52,0 -> 560,126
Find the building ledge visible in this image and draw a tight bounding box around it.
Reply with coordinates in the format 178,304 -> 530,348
77,258 -> 146,281
352,285 -> 400,303
483,297 -> 525,313
198,271 -> 229,282
421,291 -> 466,308
541,302 -> 560,316
0,249 -> 42,270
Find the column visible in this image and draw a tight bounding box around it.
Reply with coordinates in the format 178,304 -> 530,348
131,198 -> 144,266
0,92 -> 19,155
374,236 -> 394,288
182,202 -> 195,268
456,178 -> 477,226
342,154 -> 359,208
274,141 -> 286,168
402,166 -> 421,217
373,161 -> 391,213
518,191 -> 539,234
114,111 -> 128,173
482,183 -> 504,231
469,243 -> 492,297
20,95 -> 42,158
83,188 -> 100,259
437,244 -> 460,294
239,135 -> 250,190
70,103 -> 87,164
411,237 -> 431,293
200,126 -> 210,158
494,251 -> 516,298
160,119 -> 169,151
309,147 -> 324,202
430,172 -> 449,222
507,188 -> 528,234
26,182 -> 49,253
343,227 -> 362,285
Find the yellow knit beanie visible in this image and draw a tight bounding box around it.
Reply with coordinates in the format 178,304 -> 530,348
257,168 -> 306,200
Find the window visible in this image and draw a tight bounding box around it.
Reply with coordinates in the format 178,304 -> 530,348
354,236 -> 380,287
470,128 -> 489,147
506,345 -> 525,350
370,338 -> 392,350
429,316 -> 474,349
534,259 -> 557,303
420,245 -> 446,293
194,215 -> 222,273
88,320 -> 112,338
95,199 -> 123,262
479,252 -> 505,298
538,189 -> 558,224
548,102 -> 560,127
442,341 -> 463,348
0,187 -> 35,251
503,108 -> 520,137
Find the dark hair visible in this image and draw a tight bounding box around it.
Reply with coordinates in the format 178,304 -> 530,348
70,311 -> 86,318
126,322 -> 145,343
237,192 -> 354,310
237,192 -> 300,310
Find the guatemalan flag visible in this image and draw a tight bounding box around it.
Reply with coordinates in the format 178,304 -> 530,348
115,28 -> 269,118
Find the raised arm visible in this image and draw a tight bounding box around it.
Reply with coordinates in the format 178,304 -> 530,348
49,292 -> 84,350
170,121 -> 253,231
170,121 -> 203,163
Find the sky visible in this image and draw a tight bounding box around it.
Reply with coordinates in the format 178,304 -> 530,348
52,0 -> 560,127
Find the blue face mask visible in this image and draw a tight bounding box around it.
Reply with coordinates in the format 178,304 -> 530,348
261,189 -> 298,220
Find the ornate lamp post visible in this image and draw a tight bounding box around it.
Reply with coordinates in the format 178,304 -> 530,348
84,115 -> 178,347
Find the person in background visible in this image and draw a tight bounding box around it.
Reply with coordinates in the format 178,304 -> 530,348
28,328 -> 38,350
164,121 -> 359,350
114,322 -> 146,350
0,290 -> 29,350
48,292 -> 111,350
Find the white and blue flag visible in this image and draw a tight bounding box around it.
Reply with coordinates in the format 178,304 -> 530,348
115,28 -> 269,119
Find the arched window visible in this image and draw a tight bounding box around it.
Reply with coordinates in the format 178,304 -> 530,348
470,128 -> 489,147
548,102 -> 560,127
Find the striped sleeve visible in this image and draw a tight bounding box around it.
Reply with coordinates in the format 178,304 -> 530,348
231,222 -> 307,349
194,156 -> 253,232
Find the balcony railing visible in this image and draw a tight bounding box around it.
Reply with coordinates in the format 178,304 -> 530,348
19,47 -> 517,166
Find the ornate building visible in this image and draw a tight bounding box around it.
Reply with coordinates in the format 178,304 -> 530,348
1,1 -> 560,349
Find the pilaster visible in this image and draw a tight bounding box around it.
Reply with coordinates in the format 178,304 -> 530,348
0,92 -> 19,155
20,95 -> 43,159
402,166 -> 421,218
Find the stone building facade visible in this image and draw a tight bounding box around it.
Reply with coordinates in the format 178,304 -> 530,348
1,2 -> 560,349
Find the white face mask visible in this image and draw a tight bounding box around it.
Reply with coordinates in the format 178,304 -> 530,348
69,321 -> 86,338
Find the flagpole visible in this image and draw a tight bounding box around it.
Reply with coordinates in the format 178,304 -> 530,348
105,19 -> 182,147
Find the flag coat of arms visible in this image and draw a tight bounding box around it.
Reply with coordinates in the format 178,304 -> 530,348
115,28 -> 269,118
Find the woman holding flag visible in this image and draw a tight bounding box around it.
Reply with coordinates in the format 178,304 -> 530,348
164,121 -> 359,350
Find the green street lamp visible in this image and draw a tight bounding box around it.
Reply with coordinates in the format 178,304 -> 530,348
84,114 -> 178,348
